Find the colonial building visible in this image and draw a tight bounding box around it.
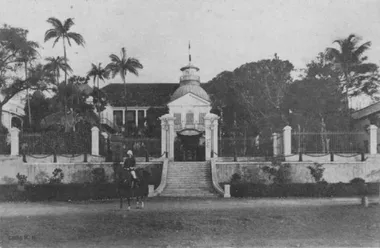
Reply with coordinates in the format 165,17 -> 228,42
0,92 -> 25,131
100,59 -> 219,161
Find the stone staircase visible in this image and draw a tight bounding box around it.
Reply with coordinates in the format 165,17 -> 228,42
160,161 -> 218,197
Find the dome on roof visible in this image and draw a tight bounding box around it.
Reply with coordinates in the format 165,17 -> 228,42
170,83 -> 210,102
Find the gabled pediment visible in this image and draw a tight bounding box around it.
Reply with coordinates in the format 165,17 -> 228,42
168,93 -> 210,107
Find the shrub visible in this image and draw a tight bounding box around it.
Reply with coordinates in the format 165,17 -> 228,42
16,173 -> 27,186
308,163 -> 325,183
35,171 -> 50,184
350,178 -> 365,184
262,160 -> 292,184
91,167 -> 107,184
49,168 -> 64,184
349,178 -> 368,196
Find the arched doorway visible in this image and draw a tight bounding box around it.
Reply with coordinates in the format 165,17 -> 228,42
11,116 -> 22,130
175,129 -> 205,161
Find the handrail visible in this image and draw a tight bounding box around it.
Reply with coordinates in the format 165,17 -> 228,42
210,158 -> 224,196
151,158 -> 169,197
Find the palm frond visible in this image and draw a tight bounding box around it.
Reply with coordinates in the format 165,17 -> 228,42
44,29 -> 59,43
353,41 -> 371,59
46,17 -> 64,30
325,48 -> 341,62
63,18 -> 75,31
109,54 -> 121,63
66,32 -> 85,46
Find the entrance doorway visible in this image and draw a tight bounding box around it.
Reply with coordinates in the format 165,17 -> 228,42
174,129 -> 205,161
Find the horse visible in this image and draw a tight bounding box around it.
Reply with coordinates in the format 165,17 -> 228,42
112,162 -> 150,210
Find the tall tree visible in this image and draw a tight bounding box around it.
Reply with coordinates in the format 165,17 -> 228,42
325,34 -> 379,107
0,25 -> 48,132
44,17 -> 85,85
44,17 -> 85,130
15,36 -> 39,127
44,56 -> 72,85
87,63 -> 109,124
87,63 -> 109,88
106,47 -> 143,104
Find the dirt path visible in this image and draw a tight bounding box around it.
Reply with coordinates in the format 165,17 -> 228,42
0,196 -> 376,217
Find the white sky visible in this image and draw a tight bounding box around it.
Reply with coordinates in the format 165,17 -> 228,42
1,0 -> 380,88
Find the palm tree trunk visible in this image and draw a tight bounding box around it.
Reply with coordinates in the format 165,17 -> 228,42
97,77 -> 101,129
25,62 -> 32,128
62,39 -> 68,131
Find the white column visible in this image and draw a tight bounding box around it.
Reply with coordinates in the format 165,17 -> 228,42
205,118 -> 211,160
122,110 -> 125,125
161,120 -> 167,157
10,127 -> 20,156
168,117 -> 175,159
224,184 -> 231,198
369,124 -> 378,154
148,185 -> 155,197
212,120 -> 219,157
135,110 -> 138,127
272,133 -> 278,156
91,126 -> 99,156
283,126 -> 292,156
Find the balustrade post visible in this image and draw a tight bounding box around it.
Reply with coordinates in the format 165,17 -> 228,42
369,125 -> 378,154
91,126 -> 99,156
283,126 -> 292,156
10,127 -> 20,156
272,133 -> 278,156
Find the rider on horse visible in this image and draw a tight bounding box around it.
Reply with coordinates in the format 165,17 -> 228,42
124,150 -> 139,188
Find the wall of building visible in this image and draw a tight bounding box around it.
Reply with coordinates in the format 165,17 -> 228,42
1,93 -> 25,130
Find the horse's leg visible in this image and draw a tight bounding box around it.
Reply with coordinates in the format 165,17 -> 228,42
136,196 -> 140,209
119,188 -> 123,209
127,197 -> 131,211
140,196 -> 144,209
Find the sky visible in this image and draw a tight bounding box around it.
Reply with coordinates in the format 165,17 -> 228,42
1,0 -> 380,88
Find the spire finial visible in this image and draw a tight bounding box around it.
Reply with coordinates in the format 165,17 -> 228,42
188,41 -> 191,63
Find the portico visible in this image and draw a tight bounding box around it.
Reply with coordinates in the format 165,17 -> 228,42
160,59 -> 219,161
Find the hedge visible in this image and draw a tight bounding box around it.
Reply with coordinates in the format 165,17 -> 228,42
0,183 -> 150,202
228,182 -> 380,198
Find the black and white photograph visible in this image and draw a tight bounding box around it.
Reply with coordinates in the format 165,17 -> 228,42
0,0 -> 380,247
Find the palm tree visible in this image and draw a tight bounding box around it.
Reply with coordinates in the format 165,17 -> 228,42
325,34 -> 378,108
106,47 -> 143,103
44,17 -> 85,86
87,63 -> 109,88
44,17 -> 85,132
16,39 -> 39,127
87,63 -> 109,126
44,56 -> 72,86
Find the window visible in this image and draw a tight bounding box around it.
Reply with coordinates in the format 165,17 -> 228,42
113,110 -> 123,126
126,110 -> 135,127
138,110 -> 145,127
186,112 -> 194,124
199,113 -> 206,124
174,113 -> 181,125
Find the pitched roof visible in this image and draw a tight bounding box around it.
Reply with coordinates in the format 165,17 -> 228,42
351,101 -> 380,120
102,83 -> 212,107
102,83 -> 178,107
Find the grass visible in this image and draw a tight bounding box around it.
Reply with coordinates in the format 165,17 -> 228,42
0,198 -> 379,247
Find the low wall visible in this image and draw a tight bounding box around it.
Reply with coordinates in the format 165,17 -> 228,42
0,155 -> 163,185
215,160 -> 380,184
